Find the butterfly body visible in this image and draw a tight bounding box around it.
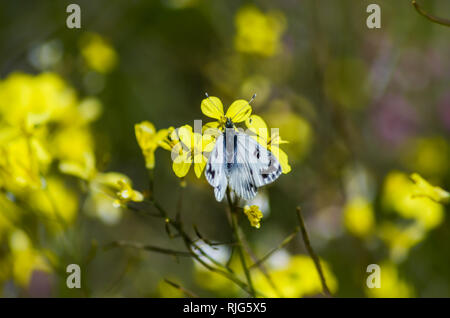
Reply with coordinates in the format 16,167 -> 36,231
205,120 -> 282,202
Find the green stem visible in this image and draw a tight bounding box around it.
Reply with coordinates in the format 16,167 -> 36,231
240,231 -> 283,297
227,189 -> 256,297
105,240 -> 193,257
147,169 -> 154,200
144,197 -> 257,296
296,207 -> 331,297
231,212 -> 256,297
164,279 -> 199,298
249,228 -> 299,269
412,0 -> 450,27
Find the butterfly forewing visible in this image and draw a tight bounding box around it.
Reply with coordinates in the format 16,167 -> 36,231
205,134 -> 227,201
235,133 -> 282,187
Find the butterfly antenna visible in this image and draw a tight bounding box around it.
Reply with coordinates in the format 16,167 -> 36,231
205,92 -> 223,115
230,93 -> 256,122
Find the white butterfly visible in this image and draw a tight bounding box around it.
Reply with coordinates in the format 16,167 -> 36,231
205,118 -> 282,202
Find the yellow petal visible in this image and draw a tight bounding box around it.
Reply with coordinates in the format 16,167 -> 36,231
194,156 -> 207,178
272,134 -> 289,145
59,161 -> 87,179
246,115 -> 268,142
411,173 -> 450,204
170,127 -> 180,142
193,132 -> 203,155
135,121 -> 156,149
226,99 -> 252,123
272,146 -> 291,174
172,152 -> 192,178
159,127 -> 176,151
132,190 -> 144,202
202,133 -> 216,152
155,129 -> 169,143
203,124 -> 223,146
202,121 -> 220,132
177,125 -> 193,149
193,132 -> 215,154
59,152 -> 96,180
143,149 -> 155,169
94,172 -> 132,190
201,96 -> 224,120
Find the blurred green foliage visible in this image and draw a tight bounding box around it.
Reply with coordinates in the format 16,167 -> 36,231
0,0 -> 449,297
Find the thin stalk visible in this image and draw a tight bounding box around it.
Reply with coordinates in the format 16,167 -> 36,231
147,169 -> 154,200
176,178 -> 185,222
240,232 -> 283,298
143,197 -> 256,296
227,189 -> 256,297
296,207 -> 331,297
106,240 -> 193,257
412,1 -> 450,27
249,228 -> 299,269
164,279 -> 199,298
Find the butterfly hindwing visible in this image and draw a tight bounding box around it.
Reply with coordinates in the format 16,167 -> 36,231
205,134 -> 227,201
228,132 -> 281,200
235,132 -> 282,187
227,159 -> 258,201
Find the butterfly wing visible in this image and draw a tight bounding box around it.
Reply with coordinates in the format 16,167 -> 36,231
228,133 -> 282,200
205,134 -> 227,201
206,131 -> 282,202
250,137 -> 282,187
227,160 -> 258,200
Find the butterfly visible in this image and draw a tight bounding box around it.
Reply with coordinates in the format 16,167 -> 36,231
205,117 -> 282,202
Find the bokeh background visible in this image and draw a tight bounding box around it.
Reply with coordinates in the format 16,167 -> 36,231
0,0 -> 449,297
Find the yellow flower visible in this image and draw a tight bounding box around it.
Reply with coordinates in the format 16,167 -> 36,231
201,95 -> 252,130
234,6 -> 286,57
246,115 -> 291,173
113,178 -> 144,207
377,222 -> 425,262
410,173 -> 449,204
0,72 -> 77,127
243,205 -> 263,229
158,126 -> 177,150
92,172 -> 132,192
382,171 -> 444,230
0,134 -> 51,191
135,121 -> 169,169
87,172 -> 135,223
80,33 -> 118,74
343,197 -> 375,238
166,125 -> 214,178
